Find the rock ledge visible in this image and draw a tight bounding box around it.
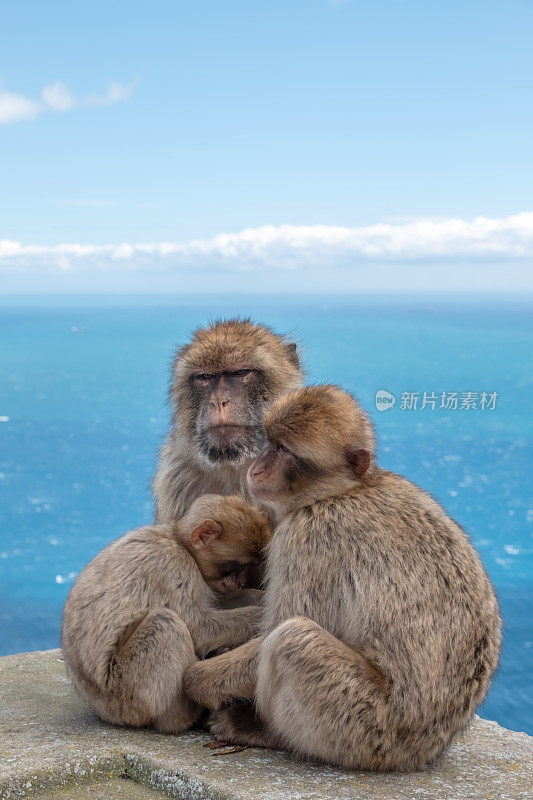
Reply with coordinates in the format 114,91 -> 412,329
1,649 -> 531,799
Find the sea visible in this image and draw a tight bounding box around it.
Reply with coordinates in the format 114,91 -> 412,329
0,293 -> 531,735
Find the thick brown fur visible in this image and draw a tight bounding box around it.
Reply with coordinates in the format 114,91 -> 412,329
153,319 -> 302,523
183,386 -> 502,771
62,495 -> 270,734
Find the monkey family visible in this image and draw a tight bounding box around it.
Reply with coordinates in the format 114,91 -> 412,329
62,320 -> 501,772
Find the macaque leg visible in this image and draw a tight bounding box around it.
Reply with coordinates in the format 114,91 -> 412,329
192,607 -> 262,658
106,607 -> 200,734
183,636 -> 263,710
257,617 -> 391,769
209,617 -> 391,768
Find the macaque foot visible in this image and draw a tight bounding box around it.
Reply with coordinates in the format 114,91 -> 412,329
208,701 -> 277,750
203,740 -> 249,755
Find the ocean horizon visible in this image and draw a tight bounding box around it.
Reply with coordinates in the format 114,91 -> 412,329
1,292 -> 531,734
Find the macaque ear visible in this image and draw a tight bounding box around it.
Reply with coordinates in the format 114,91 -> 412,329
345,446 -> 371,478
285,341 -> 300,370
189,519 -> 223,549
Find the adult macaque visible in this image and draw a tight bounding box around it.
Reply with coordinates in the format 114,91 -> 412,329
62,495 -> 269,734
153,319 -> 302,523
184,386 -> 501,771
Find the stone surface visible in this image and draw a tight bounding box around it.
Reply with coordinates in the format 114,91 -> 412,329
0,649 -> 531,800
24,780 -> 165,800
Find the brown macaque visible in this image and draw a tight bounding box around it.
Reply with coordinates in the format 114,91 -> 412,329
153,319 -> 302,524
61,495 -> 270,734
183,386 -> 502,772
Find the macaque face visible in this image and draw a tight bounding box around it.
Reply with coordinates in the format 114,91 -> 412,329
195,548 -> 261,595
210,559 -> 257,594
188,514 -> 267,594
246,442 -> 315,505
189,367 -> 267,464
247,439 -> 371,511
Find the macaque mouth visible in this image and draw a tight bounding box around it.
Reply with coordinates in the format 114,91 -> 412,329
204,445 -> 249,463
210,423 -> 251,430
196,424 -> 265,464
248,484 -> 281,500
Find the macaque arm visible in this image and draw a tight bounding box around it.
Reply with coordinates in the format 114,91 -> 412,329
183,636 -> 263,710
190,606 -> 262,659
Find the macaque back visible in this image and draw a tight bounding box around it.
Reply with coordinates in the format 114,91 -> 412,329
259,471 -> 500,768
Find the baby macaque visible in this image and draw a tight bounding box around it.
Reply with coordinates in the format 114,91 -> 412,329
62,494 -> 269,733
184,386 -> 502,771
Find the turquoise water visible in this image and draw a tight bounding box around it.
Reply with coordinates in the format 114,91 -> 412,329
0,294 -> 531,734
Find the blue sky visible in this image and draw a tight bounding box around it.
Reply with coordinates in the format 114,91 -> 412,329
1,0 -> 532,293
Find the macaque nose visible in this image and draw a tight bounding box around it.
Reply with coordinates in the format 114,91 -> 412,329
209,396 -> 231,412
250,462 -> 264,477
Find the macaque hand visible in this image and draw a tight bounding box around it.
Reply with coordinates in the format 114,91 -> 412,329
183,638 -> 261,711
183,659 -> 228,710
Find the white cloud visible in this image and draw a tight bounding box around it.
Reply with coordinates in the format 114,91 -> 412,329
1,212 -> 533,275
0,88 -> 40,124
0,80 -> 134,124
41,82 -> 74,111
84,80 -> 136,107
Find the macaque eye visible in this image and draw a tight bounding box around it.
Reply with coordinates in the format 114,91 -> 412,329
230,369 -> 253,378
276,442 -> 291,455
218,560 -> 242,577
195,373 -> 215,382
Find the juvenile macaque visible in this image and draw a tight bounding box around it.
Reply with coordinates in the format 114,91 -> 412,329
62,495 -> 269,733
184,386 -> 502,771
153,319 -> 302,523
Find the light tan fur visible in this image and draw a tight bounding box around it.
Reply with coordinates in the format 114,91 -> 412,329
183,386 -> 502,771
62,495 -> 270,733
153,319 -> 302,523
